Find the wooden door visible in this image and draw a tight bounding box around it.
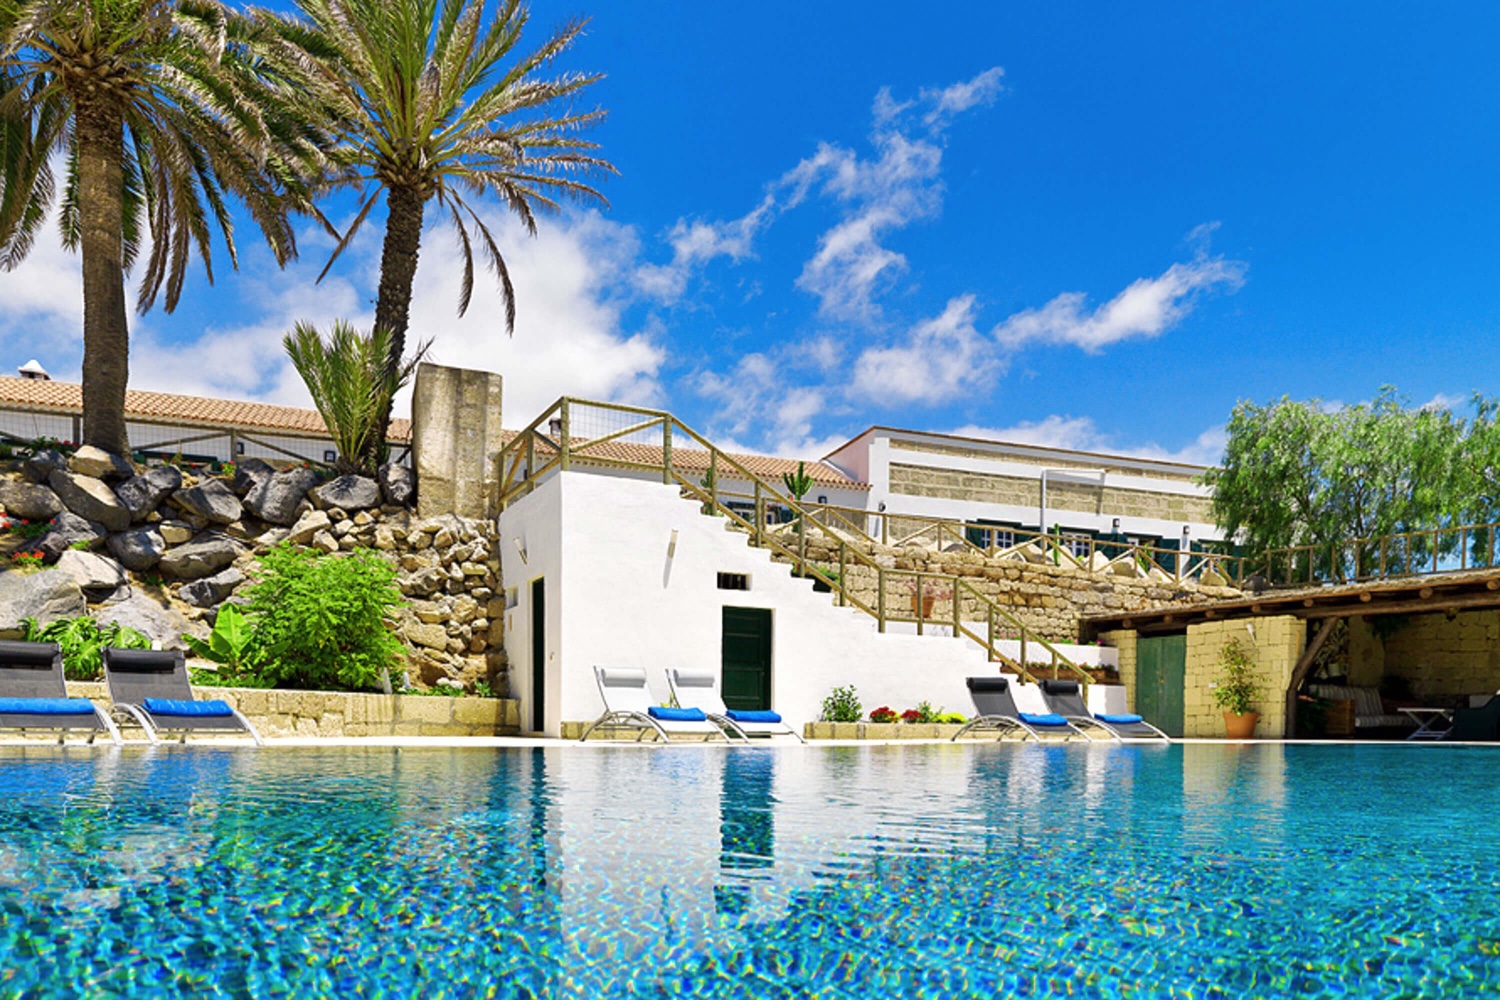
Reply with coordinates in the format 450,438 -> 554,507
1136,634 -> 1186,738
721,607 -> 772,711
530,577 -> 545,733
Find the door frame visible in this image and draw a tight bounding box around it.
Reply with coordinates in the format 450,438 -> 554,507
721,606 -> 773,711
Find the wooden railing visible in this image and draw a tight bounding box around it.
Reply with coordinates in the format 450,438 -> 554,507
496,398 -> 1092,686
1254,522 -> 1500,587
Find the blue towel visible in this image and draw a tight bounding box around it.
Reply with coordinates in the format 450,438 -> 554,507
0,697 -> 97,716
1097,713 -> 1144,725
647,706 -> 707,723
1018,712 -> 1070,727
725,709 -> 783,724
144,698 -> 234,719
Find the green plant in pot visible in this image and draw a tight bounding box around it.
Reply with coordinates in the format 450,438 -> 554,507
1212,635 -> 1264,739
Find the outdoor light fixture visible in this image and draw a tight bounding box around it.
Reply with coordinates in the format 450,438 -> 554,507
1111,517 -> 1121,533
512,537 -> 528,565
548,417 -> 563,439
667,529 -> 679,559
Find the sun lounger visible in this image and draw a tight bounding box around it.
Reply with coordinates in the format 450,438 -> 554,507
103,648 -> 262,746
1040,679 -> 1168,741
0,640 -> 121,745
1445,695 -> 1500,742
667,668 -> 804,742
951,676 -> 1085,741
579,666 -> 730,743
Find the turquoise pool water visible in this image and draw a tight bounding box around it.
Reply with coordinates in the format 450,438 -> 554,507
1,743 -> 1497,998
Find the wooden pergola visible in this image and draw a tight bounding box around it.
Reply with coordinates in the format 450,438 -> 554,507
1082,568 -> 1500,737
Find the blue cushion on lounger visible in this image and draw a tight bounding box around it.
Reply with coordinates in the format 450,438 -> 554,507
725,709 -> 783,724
0,697 -> 97,716
1097,713 -> 1144,724
143,698 -> 234,718
648,706 -> 707,723
1018,712 -> 1069,727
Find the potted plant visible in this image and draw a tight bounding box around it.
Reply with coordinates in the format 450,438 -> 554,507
906,579 -> 951,618
1212,636 -> 1263,738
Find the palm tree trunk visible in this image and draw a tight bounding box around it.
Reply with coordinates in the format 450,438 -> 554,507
369,184 -> 425,472
75,102 -> 131,457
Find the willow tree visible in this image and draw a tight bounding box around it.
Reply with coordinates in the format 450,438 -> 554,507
253,0 -> 614,467
0,0 -> 325,455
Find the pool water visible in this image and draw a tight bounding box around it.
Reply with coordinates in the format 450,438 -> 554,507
1,743 -> 1498,998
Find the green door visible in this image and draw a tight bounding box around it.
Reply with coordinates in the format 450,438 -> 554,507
1136,634 -> 1186,738
722,607 -> 772,711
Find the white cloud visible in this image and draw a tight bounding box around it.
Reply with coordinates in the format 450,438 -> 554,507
995,251 -> 1246,353
952,416 -> 1227,467
0,204 -> 84,375
850,295 -> 993,404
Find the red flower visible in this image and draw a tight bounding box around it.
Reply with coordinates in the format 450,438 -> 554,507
869,706 -> 898,723
900,708 -> 922,723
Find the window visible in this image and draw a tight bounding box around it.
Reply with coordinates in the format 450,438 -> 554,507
235,441 -> 245,455
1061,533 -> 1092,558
966,520 -> 1019,551
323,449 -> 337,463
717,572 -> 750,591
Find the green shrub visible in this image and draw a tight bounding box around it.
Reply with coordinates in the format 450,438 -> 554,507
820,684 -> 862,723
183,605 -> 259,680
22,616 -> 150,681
241,543 -> 404,691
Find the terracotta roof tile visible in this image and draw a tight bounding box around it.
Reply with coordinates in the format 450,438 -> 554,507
0,376 -> 411,442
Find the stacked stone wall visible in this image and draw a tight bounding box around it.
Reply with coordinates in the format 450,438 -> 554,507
887,463 -> 1215,523
1381,609 -> 1500,698
1182,617 -> 1303,738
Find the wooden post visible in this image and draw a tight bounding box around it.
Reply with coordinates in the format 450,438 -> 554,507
877,569 -> 886,633
952,579 -> 961,639
558,401 -> 571,472
838,541 -> 846,608
709,450 -> 719,511
661,419 -> 672,485
1285,617 -> 1339,738
754,482 -> 764,548
916,572 -> 924,636
525,433 -> 535,495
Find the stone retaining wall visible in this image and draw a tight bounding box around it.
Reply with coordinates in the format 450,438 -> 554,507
1382,609 -> 1500,698
66,682 -> 520,738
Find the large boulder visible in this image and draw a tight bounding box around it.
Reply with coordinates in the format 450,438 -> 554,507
377,464 -> 416,507
114,465 -> 183,520
22,449 -> 68,484
171,479 -> 243,525
92,593 -> 198,651
0,568 -> 86,628
158,532 -> 242,580
285,508 -> 331,545
178,566 -> 244,608
107,526 -> 168,572
34,512 -> 109,562
311,474 -> 381,512
54,549 -> 127,599
230,458 -> 275,497
69,445 -> 134,481
0,480 -> 63,521
244,467 -> 319,525
47,470 -> 130,532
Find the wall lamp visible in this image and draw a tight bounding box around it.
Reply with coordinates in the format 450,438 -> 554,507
512,537 -> 528,565
667,528 -> 679,560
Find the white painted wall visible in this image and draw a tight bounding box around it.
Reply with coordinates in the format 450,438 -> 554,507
500,472 -> 1131,736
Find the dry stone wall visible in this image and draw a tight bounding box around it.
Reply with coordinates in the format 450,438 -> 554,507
1381,609 -> 1500,699
786,529 -> 1241,645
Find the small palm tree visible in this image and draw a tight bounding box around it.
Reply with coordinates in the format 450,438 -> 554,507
284,320 -> 427,475
253,0 -> 615,468
0,0 -> 324,455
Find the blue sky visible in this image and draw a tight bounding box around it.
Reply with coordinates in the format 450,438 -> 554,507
4,0 -> 1499,463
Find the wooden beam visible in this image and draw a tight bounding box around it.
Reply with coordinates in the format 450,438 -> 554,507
1420,587 -> 1434,599
1488,579 -> 1499,591
1359,592 -> 1372,602
1303,598 -> 1315,607
1285,618 -> 1339,739
1300,591 -> 1500,619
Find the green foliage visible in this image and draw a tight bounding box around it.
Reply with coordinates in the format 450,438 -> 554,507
1204,388 -> 1488,555
21,615 -> 150,681
182,605 -> 257,674
241,543 -> 404,691
284,321 -> 427,475
909,701 -> 943,724
1211,636 -> 1263,716
4,518 -> 54,539
820,684 -> 862,723
782,461 -> 815,500
935,711 -> 968,725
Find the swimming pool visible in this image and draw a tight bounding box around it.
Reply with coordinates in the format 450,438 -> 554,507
1,742 -> 1496,998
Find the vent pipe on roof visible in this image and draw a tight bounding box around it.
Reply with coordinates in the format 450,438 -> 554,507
17,359 -> 49,380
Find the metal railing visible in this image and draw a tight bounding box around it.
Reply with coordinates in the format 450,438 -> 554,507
496,397 -> 1093,686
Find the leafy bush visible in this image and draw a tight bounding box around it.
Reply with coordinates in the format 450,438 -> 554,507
22,616 -> 150,681
902,701 -> 944,724
820,685 -> 862,723
1212,636 -> 1263,715
241,543 -> 404,691
183,605 -> 258,677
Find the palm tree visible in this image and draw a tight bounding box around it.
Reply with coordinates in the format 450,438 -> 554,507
253,0 -> 614,466
0,0 -> 324,456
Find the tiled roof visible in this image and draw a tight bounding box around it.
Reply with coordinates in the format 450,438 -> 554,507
510,431 -> 865,490
0,376 -> 411,442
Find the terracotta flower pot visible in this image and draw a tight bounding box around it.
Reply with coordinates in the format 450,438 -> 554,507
1223,711 -> 1260,739
911,595 -> 937,617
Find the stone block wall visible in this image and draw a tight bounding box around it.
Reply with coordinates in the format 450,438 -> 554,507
411,363 -> 505,520
1098,629 -> 1138,711
787,530 -> 1239,645
67,681 -> 520,737
1183,616 -> 1303,738
1382,609 -> 1500,698
886,463 -> 1215,523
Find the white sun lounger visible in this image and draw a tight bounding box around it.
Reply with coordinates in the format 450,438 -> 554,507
578,666 -> 729,743
667,668 -> 804,743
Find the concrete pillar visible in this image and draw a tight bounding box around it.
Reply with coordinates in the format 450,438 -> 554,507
411,362 -> 504,519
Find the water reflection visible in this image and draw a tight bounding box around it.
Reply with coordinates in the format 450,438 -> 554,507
0,742 -> 1494,998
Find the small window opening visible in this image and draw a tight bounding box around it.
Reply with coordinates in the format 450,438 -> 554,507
717,572 -> 750,591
